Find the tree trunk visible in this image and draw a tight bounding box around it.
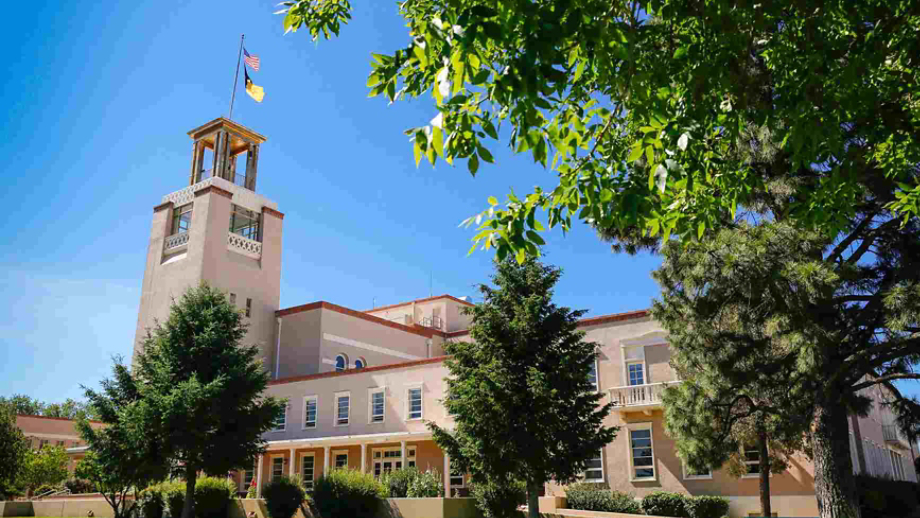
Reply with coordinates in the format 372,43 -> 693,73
527,480 -> 541,518
811,403 -> 861,518
181,467 -> 197,518
758,422 -> 772,518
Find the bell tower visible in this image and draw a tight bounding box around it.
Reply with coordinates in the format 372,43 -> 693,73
133,117 -> 283,371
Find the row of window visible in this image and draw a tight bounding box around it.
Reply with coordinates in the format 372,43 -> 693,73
334,354 -> 366,372
168,203 -> 262,242
272,385 -> 425,431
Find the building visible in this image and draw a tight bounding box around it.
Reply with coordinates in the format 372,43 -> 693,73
133,117 -> 918,516
16,415 -> 103,471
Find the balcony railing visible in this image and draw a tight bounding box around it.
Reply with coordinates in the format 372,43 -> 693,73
164,232 -> 189,252
227,232 -> 262,259
609,382 -> 675,409
882,424 -> 908,446
419,316 -> 443,330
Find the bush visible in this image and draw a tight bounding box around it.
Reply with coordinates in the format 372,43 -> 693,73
566,483 -> 641,514
686,496 -> 730,518
407,469 -> 443,497
380,467 -> 417,497
642,491 -> 691,517
312,469 -> 385,518
856,475 -> 919,518
195,476 -> 236,518
139,483 -> 166,518
470,477 -> 527,518
162,480 -> 186,518
262,475 -> 306,518
64,478 -> 96,494
246,478 -> 257,499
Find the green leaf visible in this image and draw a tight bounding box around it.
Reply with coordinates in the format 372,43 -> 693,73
413,140 -> 422,167
526,230 -> 546,246
515,247 -> 527,264
431,127 -> 444,157
627,144 -> 644,163
673,46 -> 688,59
488,196 -> 499,206
478,145 -> 494,163
697,220 -> 705,239
468,153 -> 480,176
645,146 -> 654,164
413,45 -> 428,67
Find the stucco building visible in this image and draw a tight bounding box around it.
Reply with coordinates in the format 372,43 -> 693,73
131,117 -> 918,516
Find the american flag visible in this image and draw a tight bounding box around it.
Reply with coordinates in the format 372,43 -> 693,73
243,48 -> 260,71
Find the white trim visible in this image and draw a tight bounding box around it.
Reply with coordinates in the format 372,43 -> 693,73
303,395 -> 318,429
682,462 -> 713,480
265,430 -> 433,448
22,433 -> 80,440
335,354 -> 349,372
300,452 -> 316,490
405,383 -> 424,421
324,332 -> 423,361
583,449 -> 605,483
269,455 -> 285,482
627,422 -> 656,482
332,449 -> 349,469
335,391 -> 351,427
368,387 -> 386,424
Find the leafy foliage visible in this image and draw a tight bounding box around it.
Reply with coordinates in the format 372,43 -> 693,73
641,491 -> 691,518
429,257 -> 616,518
132,283 -> 286,518
855,475 -> 918,518
21,446 -> 69,496
138,483 -> 167,518
311,468 -> 385,518
685,496 -> 730,518
278,0 -> 920,263
193,476 -> 236,518
63,477 -> 97,495
565,483 -> 640,514
469,476 -> 526,518
0,394 -> 98,420
262,475 -> 307,518
0,408 -> 27,499
380,467 -> 444,498
407,469 -> 443,497
379,467 -> 416,498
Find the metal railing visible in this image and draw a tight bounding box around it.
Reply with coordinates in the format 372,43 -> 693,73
419,316 -> 443,330
882,424 -> 906,444
608,382 -> 675,408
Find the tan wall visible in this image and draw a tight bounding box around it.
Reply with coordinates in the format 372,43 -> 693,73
583,317 -> 676,389
16,415 -> 104,451
317,309 -> 431,372
277,310 -> 323,378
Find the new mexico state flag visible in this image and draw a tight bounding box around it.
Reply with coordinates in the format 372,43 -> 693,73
245,68 -> 264,103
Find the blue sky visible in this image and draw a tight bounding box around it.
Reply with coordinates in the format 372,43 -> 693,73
0,0 -> 662,402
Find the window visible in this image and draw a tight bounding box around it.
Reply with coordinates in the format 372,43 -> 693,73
407,386 -> 423,420
245,298 -> 252,317
450,468 -> 465,488
587,357 -> 599,390
241,467 -> 255,492
683,463 -> 712,480
229,204 -> 261,241
372,447 -> 412,477
627,362 -> 645,386
39,439 -> 49,449
334,451 -> 349,469
628,424 -> 655,480
303,396 -> 317,429
301,454 -> 315,491
335,355 -> 348,372
230,293 -> 236,305
743,445 -> 761,477
272,405 -> 287,432
583,450 -> 604,482
407,446 -> 416,468
271,457 -> 284,481
171,204 -> 193,235
335,392 -> 350,426
355,357 -> 366,369
369,388 -> 385,423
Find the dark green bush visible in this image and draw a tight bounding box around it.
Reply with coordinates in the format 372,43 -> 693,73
407,469 -> 443,497
194,476 -> 236,518
470,477 -> 527,518
686,495 -> 730,518
262,475 -> 306,518
138,483 -> 166,518
380,467 -> 418,497
162,480 -> 186,518
566,483 -> 641,514
64,478 -> 96,494
856,475 -> 918,518
312,468 -> 385,518
642,491 -> 691,517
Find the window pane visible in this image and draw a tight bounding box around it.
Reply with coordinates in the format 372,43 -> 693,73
302,456 -> 315,490
372,391 -> 385,422
587,360 -> 598,389
229,204 -> 261,241
408,388 -> 422,419
628,363 -> 645,386
630,428 -> 655,479
337,396 -> 349,425
304,399 -> 316,428
335,356 -> 346,372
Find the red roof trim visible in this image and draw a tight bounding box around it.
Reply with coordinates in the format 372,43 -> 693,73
276,301 -> 437,338
17,414 -> 105,425
269,356 -> 448,386
364,294 -> 474,313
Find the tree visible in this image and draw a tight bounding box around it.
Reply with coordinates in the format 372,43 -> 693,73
653,217 -> 920,518
20,446 -> 69,497
0,408 -> 28,499
0,394 -> 98,420
429,258 -> 617,518
77,358 -> 171,518
277,0 -> 920,262
134,283 -> 285,518
0,395 -> 44,416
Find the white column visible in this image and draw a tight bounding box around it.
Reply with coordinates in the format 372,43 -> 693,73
443,454 -> 451,497
361,443 -> 367,474
289,447 -> 296,476
255,454 -> 264,499
400,441 -> 406,470
323,446 -> 330,474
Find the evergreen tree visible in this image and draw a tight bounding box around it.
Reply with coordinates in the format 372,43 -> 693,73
0,408 -> 28,499
134,283 -> 285,518
429,258 -> 617,518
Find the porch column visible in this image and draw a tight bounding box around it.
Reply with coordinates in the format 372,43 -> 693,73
323,446 -> 330,474
289,447 -> 296,476
360,443 -> 367,474
400,441 -> 406,470
444,454 -> 451,497
255,454 -> 264,499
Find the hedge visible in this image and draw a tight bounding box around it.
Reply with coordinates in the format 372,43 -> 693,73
312,468 -> 386,518
566,483 -> 641,514
642,491 -> 691,518
262,475 -> 307,518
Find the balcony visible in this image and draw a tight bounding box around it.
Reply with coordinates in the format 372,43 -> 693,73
882,424 -> 911,450
164,232 -> 189,253
608,382 -> 676,413
227,232 -> 262,259
419,315 -> 443,330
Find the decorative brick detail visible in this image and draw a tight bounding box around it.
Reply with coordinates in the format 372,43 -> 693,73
262,206 -> 285,220
153,201 -> 174,213
194,184 -> 233,199
269,356 -> 448,386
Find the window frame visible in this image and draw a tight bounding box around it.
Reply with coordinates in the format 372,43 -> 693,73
171,203 -> 193,235
682,462 -> 713,480
303,395 -> 317,429
449,467 -> 466,488
406,384 -> 424,421
270,456 -> 285,482
335,391 -> 350,427
229,203 -> 262,242
368,387 -> 386,424
627,422 -> 656,482
587,354 -> 600,391
301,452 -> 316,491
355,357 -> 367,369
335,354 -> 348,372
271,403 -> 287,432
332,450 -> 349,470
626,360 -> 646,386
240,465 -> 256,492
245,298 -> 252,318
742,445 -> 763,479
582,449 -> 605,483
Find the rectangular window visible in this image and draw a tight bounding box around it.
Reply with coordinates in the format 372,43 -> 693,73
743,445 -> 761,476
335,392 -> 350,426
627,362 -> 645,386
39,439 -> 49,449
583,450 -> 604,482
407,446 -> 416,468
229,204 -> 261,242
628,424 -> 655,480
171,203 -> 193,235
303,396 -> 317,429
369,388 -> 385,423
683,463 -> 712,480
407,386 -> 423,420
301,454 -> 315,491
241,467 -> 255,492
450,468 -> 465,488
272,405 -> 287,432
271,457 -> 284,481
587,358 -> 599,390
334,451 -> 348,469
245,298 -> 252,317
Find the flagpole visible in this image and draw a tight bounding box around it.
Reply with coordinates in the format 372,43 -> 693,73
228,34 -> 245,120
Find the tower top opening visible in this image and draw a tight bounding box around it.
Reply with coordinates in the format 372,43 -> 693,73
187,117 -> 266,192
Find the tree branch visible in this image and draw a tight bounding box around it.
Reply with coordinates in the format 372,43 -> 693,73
853,373 -> 920,392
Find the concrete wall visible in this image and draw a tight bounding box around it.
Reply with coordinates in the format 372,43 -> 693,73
0,502 -> 32,517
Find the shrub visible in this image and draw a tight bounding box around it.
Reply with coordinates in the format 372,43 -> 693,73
262,475 -> 306,518
566,483 -> 641,514
162,480 -> 186,518
139,483 -> 166,518
380,467 -> 418,497
855,475 -> 918,518
407,469 -> 444,497
64,478 -> 96,494
195,476 -> 236,518
686,496 -> 730,518
470,477 -> 527,518
312,469 -> 385,518
246,478 -> 257,499
642,491 -> 691,517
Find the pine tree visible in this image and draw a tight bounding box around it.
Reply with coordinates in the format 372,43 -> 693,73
429,258 -> 617,518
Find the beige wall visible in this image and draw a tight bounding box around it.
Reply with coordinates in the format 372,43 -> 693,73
16,415 -> 104,451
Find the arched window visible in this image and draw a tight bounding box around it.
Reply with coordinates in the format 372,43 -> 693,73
335,354 -> 348,372
355,358 -> 366,369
